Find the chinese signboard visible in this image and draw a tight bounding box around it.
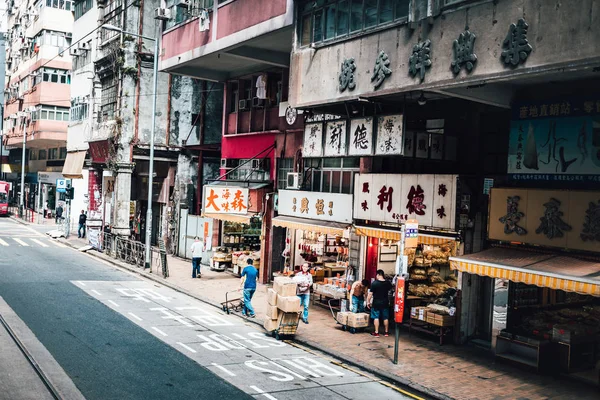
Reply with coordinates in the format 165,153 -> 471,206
202,186 -> 249,215
375,115 -> 403,155
303,123 -> 323,157
324,121 -> 347,156
353,174 -> 458,230
508,98 -> 600,182
278,190 -> 353,223
489,188 -> 600,253
349,118 -> 373,156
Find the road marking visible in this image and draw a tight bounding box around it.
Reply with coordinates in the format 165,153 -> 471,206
177,342 -> 197,353
151,327 -> 168,337
212,363 -> 236,377
91,290 -> 102,296
75,281 -> 86,287
107,300 -> 120,308
13,238 -> 29,246
128,312 -> 143,321
0,238 -> 8,246
250,385 -> 278,400
30,238 -> 49,247
51,240 -> 67,248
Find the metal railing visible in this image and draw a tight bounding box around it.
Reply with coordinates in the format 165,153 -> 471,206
101,232 -> 168,277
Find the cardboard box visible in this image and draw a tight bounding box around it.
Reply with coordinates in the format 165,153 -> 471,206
434,314 -> 455,326
426,314 -> 436,325
347,312 -> 370,328
277,294 -> 301,313
266,304 -> 280,320
264,317 -> 279,332
419,308 -> 428,321
336,311 -> 350,325
273,277 -> 297,297
267,288 -> 278,306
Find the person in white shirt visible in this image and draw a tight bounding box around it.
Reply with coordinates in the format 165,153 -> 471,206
293,263 -> 313,324
190,237 -> 205,278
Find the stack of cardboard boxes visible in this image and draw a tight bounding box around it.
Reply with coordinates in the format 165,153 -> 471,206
264,277 -> 302,333
335,311 -> 370,329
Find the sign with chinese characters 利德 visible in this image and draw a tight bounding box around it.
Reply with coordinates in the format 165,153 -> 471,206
349,118 -> 373,156
353,174 -> 458,230
303,123 -> 324,157
375,115 -> 404,156
202,186 -> 249,215
508,98 -> 600,182
277,190 -> 353,224
489,188 -> 600,253
324,121 -> 347,157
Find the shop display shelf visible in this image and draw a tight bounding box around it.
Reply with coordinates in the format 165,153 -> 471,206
495,335 -> 552,372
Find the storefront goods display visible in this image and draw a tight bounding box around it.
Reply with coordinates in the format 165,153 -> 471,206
313,283 -> 348,299
266,304 -> 279,320
347,313 -> 370,328
411,307 -> 428,321
277,295 -> 301,313
267,288 -> 278,306
273,277 -> 297,297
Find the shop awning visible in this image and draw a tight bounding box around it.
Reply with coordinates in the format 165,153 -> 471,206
272,216 -> 349,236
419,233 -> 457,245
203,213 -> 253,224
354,226 -> 402,241
450,248 -> 600,297
61,151 -> 87,179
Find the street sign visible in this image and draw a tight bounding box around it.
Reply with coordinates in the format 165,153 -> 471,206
56,178 -> 68,193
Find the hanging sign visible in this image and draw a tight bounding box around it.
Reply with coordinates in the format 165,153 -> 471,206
375,114 -> 404,156
202,186 -> 249,214
303,123 -> 324,157
278,190 -> 353,223
394,277 -> 406,323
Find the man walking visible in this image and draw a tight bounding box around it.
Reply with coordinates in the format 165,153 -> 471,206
55,203 -> 63,224
294,263 -> 313,324
190,237 -> 204,278
367,269 -> 393,337
239,258 -> 258,318
78,210 -> 87,238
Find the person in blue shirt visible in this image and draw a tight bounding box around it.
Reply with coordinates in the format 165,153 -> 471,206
239,258 -> 258,318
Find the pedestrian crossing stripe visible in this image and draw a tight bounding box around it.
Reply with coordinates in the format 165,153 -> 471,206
13,238 -> 29,246
30,239 -> 49,248
0,237 -> 68,248
0,238 -> 8,246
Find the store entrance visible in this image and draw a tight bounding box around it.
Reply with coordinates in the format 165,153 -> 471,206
365,237 -> 379,281
475,276 -> 494,345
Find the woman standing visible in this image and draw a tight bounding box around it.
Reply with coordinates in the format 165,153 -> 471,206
294,263 -> 313,324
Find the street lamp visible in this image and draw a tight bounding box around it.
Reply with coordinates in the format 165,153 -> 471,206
100,23 -> 160,270
18,111 -> 27,218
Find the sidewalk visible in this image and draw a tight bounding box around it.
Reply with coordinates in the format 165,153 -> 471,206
52,233 -> 600,400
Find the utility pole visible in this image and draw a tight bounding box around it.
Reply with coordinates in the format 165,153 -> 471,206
19,116 -> 26,218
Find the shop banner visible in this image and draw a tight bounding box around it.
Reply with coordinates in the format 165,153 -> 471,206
202,186 -> 249,214
489,188 -> 600,253
353,174 -> 458,230
376,115 -> 404,156
507,98 -> 600,182
394,278 -> 406,324
303,123 -> 324,157
278,190 -> 353,223
38,171 -> 63,184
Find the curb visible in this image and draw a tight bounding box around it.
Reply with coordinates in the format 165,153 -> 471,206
58,238 -> 445,400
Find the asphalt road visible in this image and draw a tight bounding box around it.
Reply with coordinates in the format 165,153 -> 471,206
0,218 -> 417,400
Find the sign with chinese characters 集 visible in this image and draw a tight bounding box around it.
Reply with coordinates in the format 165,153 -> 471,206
349,118 -> 373,156
375,115 -> 403,156
324,121 -> 347,157
489,188 -> 600,253
508,98 -> 600,182
353,174 -> 458,229
278,190 -> 353,224
303,123 -> 324,157
202,186 -> 249,215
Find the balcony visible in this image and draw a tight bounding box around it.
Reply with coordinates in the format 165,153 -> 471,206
5,120 -> 68,148
160,0 -> 294,81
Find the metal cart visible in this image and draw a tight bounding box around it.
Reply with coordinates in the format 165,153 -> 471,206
328,299 -> 366,334
271,312 -> 301,340
221,290 -> 243,314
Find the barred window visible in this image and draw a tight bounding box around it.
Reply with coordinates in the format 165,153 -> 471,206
70,101 -> 89,122
100,75 -> 118,122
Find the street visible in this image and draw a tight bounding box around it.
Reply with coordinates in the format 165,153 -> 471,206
0,218 -> 417,400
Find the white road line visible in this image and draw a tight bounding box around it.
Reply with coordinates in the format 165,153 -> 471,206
107,300 -> 120,308
177,342 -> 197,353
13,238 -> 29,246
30,239 -> 49,247
0,238 -> 8,246
151,327 -> 168,337
212,363 -> 236,377
128,312 -> 143,321
75,281 -> 86,287
91,290 -> 102,296
51,240 -> 67,248
250,386 -> 278,400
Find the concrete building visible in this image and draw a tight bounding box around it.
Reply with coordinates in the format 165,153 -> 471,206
160,0 -> 304,280
2,0 -> 73,214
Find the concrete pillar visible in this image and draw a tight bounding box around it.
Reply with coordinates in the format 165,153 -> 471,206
112,162 -> 134,236
259,194 -> 273,284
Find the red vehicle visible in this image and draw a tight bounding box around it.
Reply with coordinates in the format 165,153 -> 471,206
0,181 -> 9,216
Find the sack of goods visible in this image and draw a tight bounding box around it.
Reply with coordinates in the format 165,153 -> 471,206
347,313 -> 370,328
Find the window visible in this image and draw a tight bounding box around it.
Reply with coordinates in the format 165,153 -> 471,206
299,0 -> 409,46
70,101 -> 89,122
34,30 -> 72,50
303,157 -> 358,193
30,150 -> 38,161
74,0 -> 93,20
39,149 -> 47,160
49,148 -> 58,160
32,106 -> 70,121
39,0 -> 73,10
73,41 -> 92,70
100,75 -> 118,121
277,158 -> 294,190
59,147 -> 67,159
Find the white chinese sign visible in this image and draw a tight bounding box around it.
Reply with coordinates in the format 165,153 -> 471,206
353,174 -> 458,229
202,186 -> 249,214
415,132 -> 429,159
349,118 -> 373,155
278,190 -> 353,223
375,114 -> 403,155
324,121 -> 347,156
303,123 -> 323,157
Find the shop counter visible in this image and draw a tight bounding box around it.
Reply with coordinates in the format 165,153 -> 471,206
495,335 -> 552,372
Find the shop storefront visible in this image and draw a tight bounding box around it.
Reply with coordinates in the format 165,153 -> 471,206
38,171 -> 64,215
202,183 -> 270,276
451,188 -> 600,384
274,189 -> 353,300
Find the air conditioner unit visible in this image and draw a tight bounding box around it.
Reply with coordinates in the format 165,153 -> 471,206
287,172 -> 301,190
220,158 -> 236,169
78,42 -> 91,51
28,9 -> 38,17
69,47 -> 79,56
175,0 -> 189,8
154,7 -> 171,20
251,159 -> 261,170
65,32 -> 72,38
27,106 -> 37,113
238,99 -> 249,111
252,97 -> 265,108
